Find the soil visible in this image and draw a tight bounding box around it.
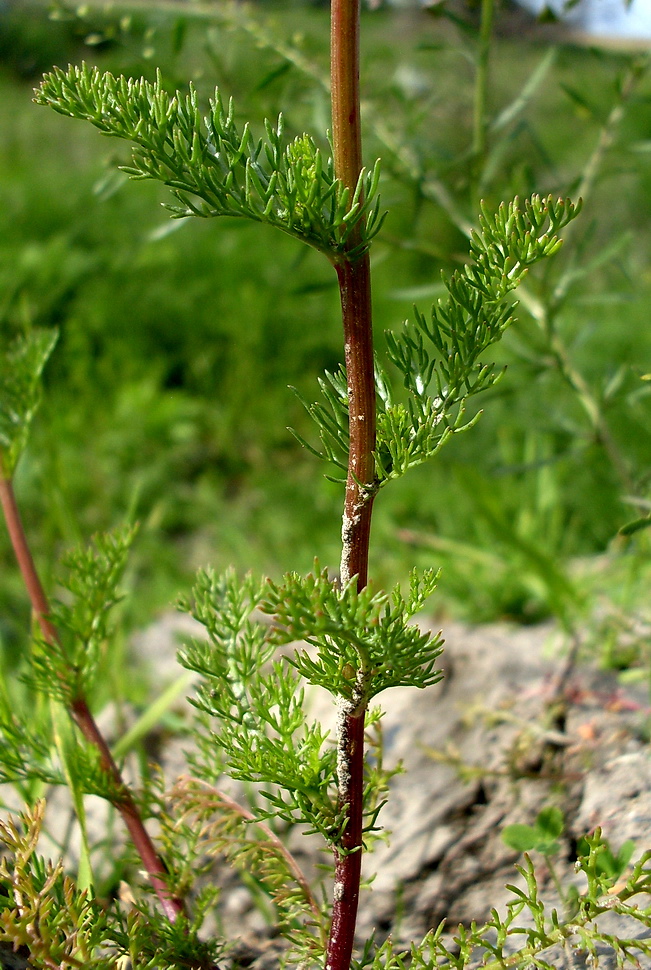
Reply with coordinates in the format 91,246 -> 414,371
135,612 -> 651,968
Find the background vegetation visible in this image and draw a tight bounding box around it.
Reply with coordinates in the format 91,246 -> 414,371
2,0 -> 651,690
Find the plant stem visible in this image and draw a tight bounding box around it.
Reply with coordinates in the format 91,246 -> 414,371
546,328 -> 633,492
69,695 -> 184,922
330,0 -> 376,591
517,58 -> 649,495
0,474 -> 185,925
328,702 -> 366,970
473,0 -> 494,166
336,255 -> 376,590
0,477 -> 58,647
328,0 -> 376,967
330,0 -> 363,212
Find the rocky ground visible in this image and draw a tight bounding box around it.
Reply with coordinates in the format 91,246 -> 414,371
136,612 -> 651,968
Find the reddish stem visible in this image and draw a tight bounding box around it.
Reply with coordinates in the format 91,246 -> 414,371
69,695 -> 184,923
330,0 -> 363,206
328,0 -> 376,966
330,0 -> 376,588
0,477 -> 57,646
0,475 -> 185,924
326,708 -> 366,970
337,256 -> 376,590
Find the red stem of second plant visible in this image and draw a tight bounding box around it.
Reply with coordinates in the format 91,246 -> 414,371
328,0 -> 376,967
0,475 -> 185,925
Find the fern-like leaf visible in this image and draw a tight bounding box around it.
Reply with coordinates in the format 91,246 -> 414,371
262,562 -> 443,704
35,64 -> 384,261
296,195 -> 581,487
25,524 -> 137,706
178,568 -> 340,841
0,328 -> 58,479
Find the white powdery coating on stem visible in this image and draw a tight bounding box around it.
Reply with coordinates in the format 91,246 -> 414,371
335,694 -> 356,797
333,879 -> 345,902
340,510 -> 361,587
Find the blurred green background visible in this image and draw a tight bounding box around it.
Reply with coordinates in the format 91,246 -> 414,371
2,0 -> 651,670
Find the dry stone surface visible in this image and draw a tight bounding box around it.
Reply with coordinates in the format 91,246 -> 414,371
136,611 -> 651,967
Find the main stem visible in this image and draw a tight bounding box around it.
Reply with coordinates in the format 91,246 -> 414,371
328,0 -> 376,967
0,475 -> 185,925
331,0 -> 376,593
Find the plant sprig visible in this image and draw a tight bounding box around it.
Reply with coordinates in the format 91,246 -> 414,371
297,195 -> 582,489
178,568 -> 341,841
2,10 -> 618,970
0,802 -> 109,969
25,525 -> 137,707
0,329 -> 58,480
262,562 -> 443,706
0,704 -> 63,787
170,777 -> 327,964
353,835 -> 651,970
34,64 -> 384,261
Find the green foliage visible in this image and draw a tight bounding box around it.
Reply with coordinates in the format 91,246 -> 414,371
110,902 -> 226,970
0,5 -> 650,970
619,513 -> 651,537
503,806 -> 564,855
171,777 -> 327,964
577,829 -> 636,885
34,64 -> 384,261
0,700 -> 63,787
3,804 -> 650,970
262,563 -> 443,703
26,524 -> 137,705
377,195 -> 581,486
299,195 -> 582,489
0,525 -> 137,801
178,568 -> 342,842
0,13 -> 647,626
175,563 -> 437,851
0,801 -> 226,969
502,816 -> 637,923
0,802 -> 111,968
353,838 -> 651,970
0,693 -> 118,802
0,328 -> 58,479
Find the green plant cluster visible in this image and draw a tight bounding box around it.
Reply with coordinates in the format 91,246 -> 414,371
0,803 -> 225,969
27,525 -> 136,706
175,560 -> 441,850
35,64 -> 384,261
0,329 -> 58,479
3,4 -> 651,629
298,195 -> 581,489
356,833 -> 651,970
170,777 -> 327,961
263,563 -> 443,701
2,800 -> 651,970
178,568 -> 342,841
